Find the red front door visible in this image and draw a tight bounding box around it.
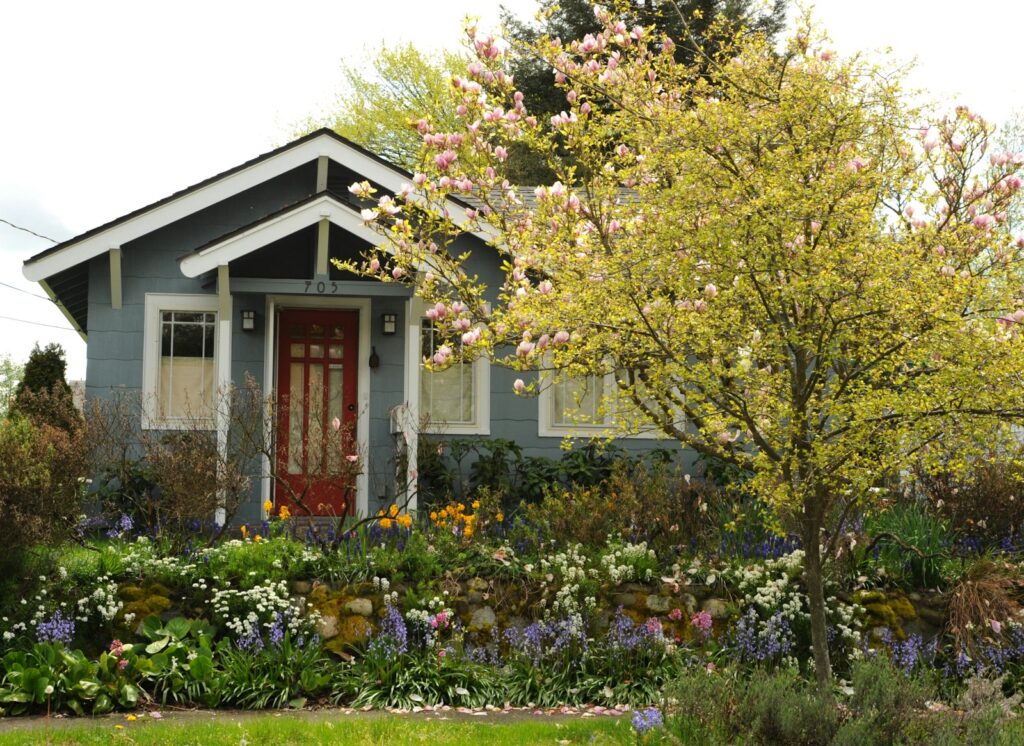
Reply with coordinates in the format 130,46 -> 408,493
276,308 -> 359,516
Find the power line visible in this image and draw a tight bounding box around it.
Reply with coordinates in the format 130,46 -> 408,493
0,314 -> 76,332
0,280 -> 53,302
0,217 -> 58,244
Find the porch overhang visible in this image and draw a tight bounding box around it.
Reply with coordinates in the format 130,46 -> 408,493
179,193 -> 386,278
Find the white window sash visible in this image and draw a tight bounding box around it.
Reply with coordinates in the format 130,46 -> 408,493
142,293 -> 220,430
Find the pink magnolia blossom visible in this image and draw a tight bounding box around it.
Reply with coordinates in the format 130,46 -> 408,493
494,146 -> 508,162
332,417 -> 341,431
972,214 -> 996,230
369,258 -> 381,272
553,330 -> 570,345
847,156 -> 868,172
704,284 -> 718,299
513,378 -> 526,393
434,150 -> 458,171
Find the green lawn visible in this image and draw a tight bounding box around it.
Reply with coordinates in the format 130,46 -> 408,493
0,711 -> 633,745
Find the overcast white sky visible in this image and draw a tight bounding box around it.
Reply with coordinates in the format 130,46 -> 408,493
2,0 -> 1022,380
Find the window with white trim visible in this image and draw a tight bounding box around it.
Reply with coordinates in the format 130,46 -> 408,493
143,294 -> 219,429
419,319 -> 490,434
539,370 -> 667,439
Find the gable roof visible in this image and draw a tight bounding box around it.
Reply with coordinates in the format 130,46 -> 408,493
178,192 -> 387,278
22,129 -> 489,283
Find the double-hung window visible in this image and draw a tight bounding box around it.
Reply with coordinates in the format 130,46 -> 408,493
419,319 -> 489,434
143,294 -> 219,429
539,369 -> 667,439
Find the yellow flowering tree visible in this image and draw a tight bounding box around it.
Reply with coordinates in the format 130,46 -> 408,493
345,6 -> 1024,687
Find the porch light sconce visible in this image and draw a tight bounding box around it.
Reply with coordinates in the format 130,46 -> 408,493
241,309 -> 256,332
382,313 -> 397,335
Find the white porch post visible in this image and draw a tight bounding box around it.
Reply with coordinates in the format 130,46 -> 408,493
215,263 -> 233,526
403,297 -> 422,512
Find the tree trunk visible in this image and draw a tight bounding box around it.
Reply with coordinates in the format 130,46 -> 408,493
803,508 -> 832,693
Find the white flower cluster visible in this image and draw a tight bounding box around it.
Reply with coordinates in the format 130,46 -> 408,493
372,576 -> 391,593
1,615 -> 26,642
539,544 -> 597,618
209,579 -> 314,639
75,576 -> 122,623
726,550 -> 861,653
599,540 -> 657,584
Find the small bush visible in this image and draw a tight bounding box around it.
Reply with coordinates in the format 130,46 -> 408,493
945,558 -> 1023,655
916,457 -> 1024,550
737,669 -> 839,746
844,657 -> 935,745
522,460 -> 720,554
11,344 -> 79,431
0,409 -> 88,572
665,668 -> 838,746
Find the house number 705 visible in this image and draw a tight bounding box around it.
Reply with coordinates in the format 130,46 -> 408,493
304,281 -> 339,294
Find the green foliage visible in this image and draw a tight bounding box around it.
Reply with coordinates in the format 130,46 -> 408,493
216,632 -> 330,709
0,642 -> 145,717
302,43 -> 466,170
139,613 -> 221,708
502,0 -> 788,130
337,650 -> 503,710
0,411 -> 87,572
11,343 -> 77,431
521,460 -> 713,557
662,667 -> 737,743
420,435 -> 676,513
0,354 -> 22,417
865,505 -> 952,588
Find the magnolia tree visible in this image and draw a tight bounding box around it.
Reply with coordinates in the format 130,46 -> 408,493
343,6 -> 1024,687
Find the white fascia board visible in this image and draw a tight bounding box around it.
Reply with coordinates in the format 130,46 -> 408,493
179,195 -> 385,278
25,133 -> 495,283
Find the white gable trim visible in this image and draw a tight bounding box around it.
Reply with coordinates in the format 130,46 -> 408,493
179,195 -> 383,278
24,132 -> 493,283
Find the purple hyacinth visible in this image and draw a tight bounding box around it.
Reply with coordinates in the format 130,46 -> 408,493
268,612 -> 286,647
631,707 -> 664,734
236,625 -> 264,654
105,513 -> 134,539
370,603 -> 407,657
37,609 -> 75,646
731,607 -> 793,664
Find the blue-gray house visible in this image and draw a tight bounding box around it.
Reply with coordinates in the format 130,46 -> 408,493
22,130 -> 667,523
